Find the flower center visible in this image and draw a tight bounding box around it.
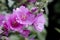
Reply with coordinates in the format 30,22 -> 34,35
21,14 -> 27,21
11,21 -> 20,28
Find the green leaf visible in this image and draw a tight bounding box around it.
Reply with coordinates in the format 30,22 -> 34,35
9,35 -> 20,40
37,29 -> 47,40
44,14 -> 48,27
9,32 -> 24,40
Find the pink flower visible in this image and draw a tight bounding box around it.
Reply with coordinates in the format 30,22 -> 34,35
3,22 -> 10,36
5,14 -> 23,32
33,13 -> 46,32
20,30 -> 30,38
4,14 -> 30,37
0,14 -> 5,26
13,6 -> 35,26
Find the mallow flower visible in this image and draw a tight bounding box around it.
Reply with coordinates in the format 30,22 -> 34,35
13,6 -> 35,26
33,12 -> 46,32
5,14 -> 23,32
3,14 -> 30,37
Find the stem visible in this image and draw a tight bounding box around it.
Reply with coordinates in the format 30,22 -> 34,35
45,5 -> 49,15
44,1 -> 49,15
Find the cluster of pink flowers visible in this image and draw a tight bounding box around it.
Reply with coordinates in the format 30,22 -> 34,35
0,6 -> 46,38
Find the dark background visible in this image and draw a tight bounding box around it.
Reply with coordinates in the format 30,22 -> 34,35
46,0 -> 60,40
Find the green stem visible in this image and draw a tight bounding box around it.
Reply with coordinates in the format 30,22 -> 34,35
45,4 -> 49,15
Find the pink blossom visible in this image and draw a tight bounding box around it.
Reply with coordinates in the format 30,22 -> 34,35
5,14 -> 23,32
13,6 -> 35,26
33,13 -> 46,32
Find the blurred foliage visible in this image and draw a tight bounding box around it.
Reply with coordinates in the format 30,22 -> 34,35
57,19 -> 60,25
55,28 -> 60,33
54,0 -> 60,33
9,34 -> 24,40
44,14 -> 48,27
54,2 -> 60,13
37,29 -> 47,40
